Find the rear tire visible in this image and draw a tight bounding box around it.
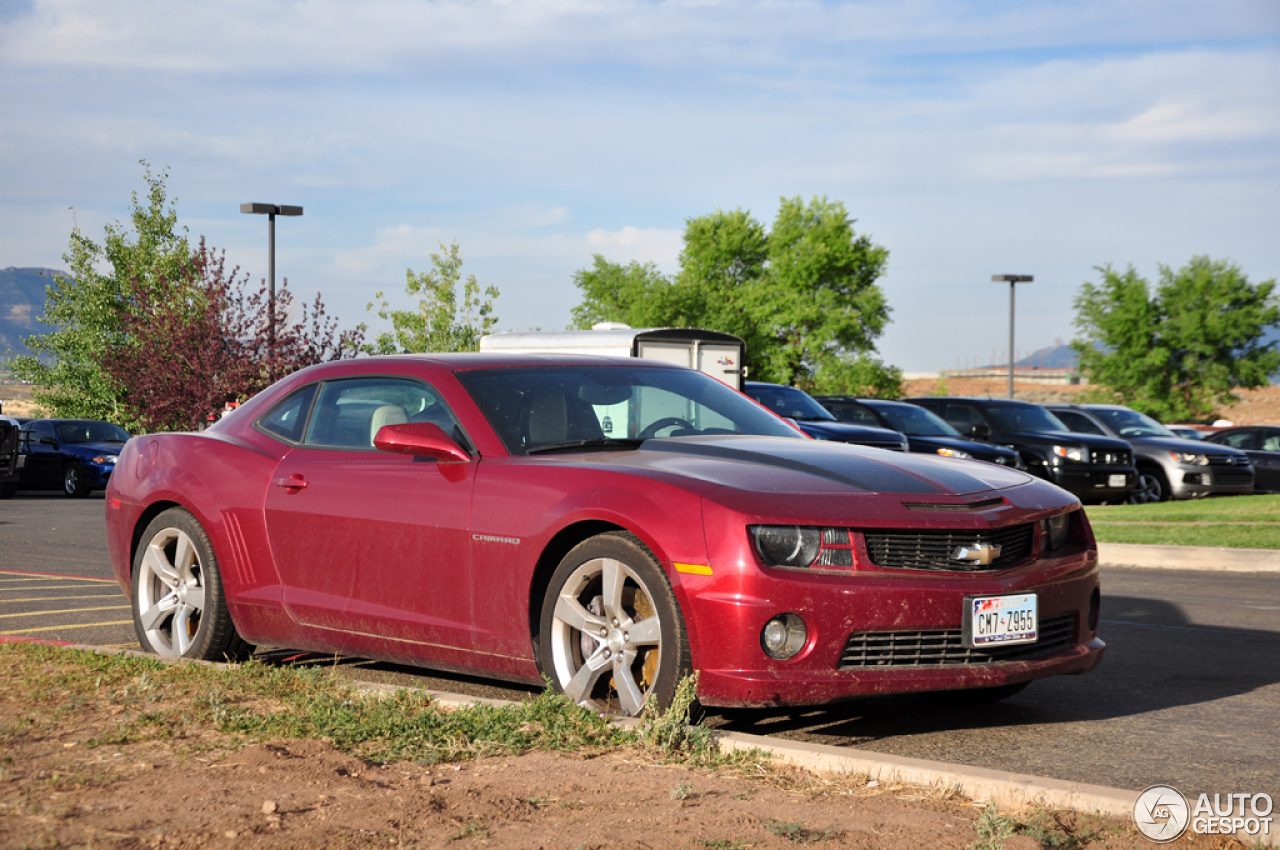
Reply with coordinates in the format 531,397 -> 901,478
538,532 -> 692,716
131,507 -> 254,662
0,482 -> 15,499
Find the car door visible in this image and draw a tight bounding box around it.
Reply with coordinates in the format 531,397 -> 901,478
21,421 -> 61,487
262,376 -> 478,652
1256,429 -> 1280,492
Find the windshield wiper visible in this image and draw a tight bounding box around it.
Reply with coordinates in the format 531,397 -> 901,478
526,438 -> 646,456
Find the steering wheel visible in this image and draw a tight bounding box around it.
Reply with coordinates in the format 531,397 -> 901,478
638,417 -> 694,439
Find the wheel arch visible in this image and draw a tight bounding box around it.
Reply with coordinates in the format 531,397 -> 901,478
128,500 -> 185,579
527,519 -> 630,655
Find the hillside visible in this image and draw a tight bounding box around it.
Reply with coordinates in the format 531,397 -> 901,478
0,266 -> 63,359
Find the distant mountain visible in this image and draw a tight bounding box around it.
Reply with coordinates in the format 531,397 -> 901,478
1,266 -> 63,360
981,340 -> 1079,370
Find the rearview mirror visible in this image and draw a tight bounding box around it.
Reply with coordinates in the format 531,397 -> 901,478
969,423 -> 991,441
373,422 -> 471,463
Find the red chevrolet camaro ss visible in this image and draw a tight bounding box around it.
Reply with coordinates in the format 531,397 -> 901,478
105,354 -> 1103,715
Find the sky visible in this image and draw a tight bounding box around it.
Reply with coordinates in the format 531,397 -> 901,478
2,0 -> 1278,373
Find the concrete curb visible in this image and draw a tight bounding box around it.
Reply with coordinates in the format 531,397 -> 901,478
1098,542 -> 1280,572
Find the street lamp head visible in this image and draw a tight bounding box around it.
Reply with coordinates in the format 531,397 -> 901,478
240,203 -> 304,217
991,274 -> 1033,283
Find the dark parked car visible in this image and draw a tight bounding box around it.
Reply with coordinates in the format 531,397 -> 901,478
1203,427 -> 1280,494
907,397 -> 1137,502
0,416 -> 19,499
18,419 -> 131,497
744,382 -> 908,451
1046,404 -> 1253,503
104,354 -> 1102,715
815,396 -> 1020,468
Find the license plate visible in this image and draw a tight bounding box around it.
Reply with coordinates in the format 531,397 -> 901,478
964,593 -> 1038,648
1108,474 -> 1126,488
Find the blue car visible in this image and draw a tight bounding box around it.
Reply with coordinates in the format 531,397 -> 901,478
743,381 -> 908,451
17,419 -> 131,497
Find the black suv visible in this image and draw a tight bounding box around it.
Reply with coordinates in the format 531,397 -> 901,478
744,382 -> 908,451
814,396 -> 1020,467
0,417 -> 18,499
906,397 -> 1137,501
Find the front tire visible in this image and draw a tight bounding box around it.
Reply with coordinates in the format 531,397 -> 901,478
538,532 -> 692,716
131,507 -> 253,661
63,463 -> 90,497
1128,467 -> 1169,504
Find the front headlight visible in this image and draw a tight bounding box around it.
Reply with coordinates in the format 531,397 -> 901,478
750,526 -> 822,568
1052,445 -> 1087,463
936,447 -> 972,459
92,455 -> 118,465
1041,512 -> 1071,551
1171,451 -> 1209,466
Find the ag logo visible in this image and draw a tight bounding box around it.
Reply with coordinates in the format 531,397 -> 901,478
1134,784 -> 1190,842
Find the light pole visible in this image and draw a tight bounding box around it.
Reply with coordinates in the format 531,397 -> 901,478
240,203 -> 303,380
991,274 -> 1033,399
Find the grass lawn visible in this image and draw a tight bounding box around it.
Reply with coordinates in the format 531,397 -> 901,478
1085,493 -> 1280,549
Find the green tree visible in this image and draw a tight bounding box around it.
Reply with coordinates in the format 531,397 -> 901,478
1072,256 -> 1280,421
569,196 -> 898,394
12,164 -> 194,422
366,241 -> 500,354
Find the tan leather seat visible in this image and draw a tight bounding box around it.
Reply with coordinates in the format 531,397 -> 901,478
369,404 -> 408,446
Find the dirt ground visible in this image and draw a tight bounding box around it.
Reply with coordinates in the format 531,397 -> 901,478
3,700 -> 1247,850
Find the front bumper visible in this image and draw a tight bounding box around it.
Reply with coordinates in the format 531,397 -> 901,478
680,507 -> 1104,708
1050,465 -> 1135,499
1168,463 -> 1254,499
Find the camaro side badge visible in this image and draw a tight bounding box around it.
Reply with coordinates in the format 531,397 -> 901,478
473,534 -> 521,545
952,542 -> 1001,566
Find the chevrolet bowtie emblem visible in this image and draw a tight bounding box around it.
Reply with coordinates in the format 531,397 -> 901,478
952,542 -> 1001,566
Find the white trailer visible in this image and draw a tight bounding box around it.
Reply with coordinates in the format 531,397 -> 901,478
479,324 -> 747,390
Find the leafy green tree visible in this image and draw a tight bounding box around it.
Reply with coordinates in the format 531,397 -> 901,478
12,164 -> 193,421
569,196 -> 897,394
1072,256 -> 1280,421
366,241 -> 500,354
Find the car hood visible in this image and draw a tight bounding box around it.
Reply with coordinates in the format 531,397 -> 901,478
910,435 -> 1015,457
1008,430 -> 1130,451
1131,435 -> 1248,456
795,420 -> 903,442
546,435 -> 1033,496
68,442 -> 125,456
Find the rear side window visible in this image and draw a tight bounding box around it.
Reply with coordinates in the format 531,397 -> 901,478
1263,430 -> 1280,452
1215,430 -> 1256,450
258,385 -> 318,444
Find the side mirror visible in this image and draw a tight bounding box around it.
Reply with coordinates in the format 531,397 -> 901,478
969,423 -> 991,441
39,437 -> 58,447
374,422 -> 471,463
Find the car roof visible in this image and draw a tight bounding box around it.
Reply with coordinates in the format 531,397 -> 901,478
905,396 -> 1036,407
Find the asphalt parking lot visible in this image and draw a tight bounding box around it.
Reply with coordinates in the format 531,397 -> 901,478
2,491 -> 1277,800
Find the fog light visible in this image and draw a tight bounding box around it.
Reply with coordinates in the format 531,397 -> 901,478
761,613 -> 807,660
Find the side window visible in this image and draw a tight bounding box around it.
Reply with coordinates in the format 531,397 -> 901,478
943,404 -> 985,434
828,403 -> 880,426
1055,411 -> 1106,436
1261,430 -> 1280,452
258,385 -> 318,444
1217,430 -> 1256,450
303,378 -> 466,450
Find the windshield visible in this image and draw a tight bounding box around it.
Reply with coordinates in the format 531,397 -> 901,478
986,405 -> 1069,433
457,366 -> 804,455
1092,408 -> 1175,438
743,385 -> 836,421
56,421 -> 131,444
871,404 -> 961,437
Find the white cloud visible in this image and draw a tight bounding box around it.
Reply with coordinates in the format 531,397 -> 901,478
585,226 -> 683,267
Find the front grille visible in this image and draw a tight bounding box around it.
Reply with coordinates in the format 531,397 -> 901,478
1210,470 -> 1254,486
1206,453 -> 1250,466
838,613 -> 1077,669
1090,449 -> 1131,466
862,523 -> 1035,572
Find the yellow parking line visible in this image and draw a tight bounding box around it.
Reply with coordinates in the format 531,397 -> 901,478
0,606 -> 130,619
0,573 -> 114,583
1,595 -> 125,603
1,620 -> 134,635
0,584 -> 113,592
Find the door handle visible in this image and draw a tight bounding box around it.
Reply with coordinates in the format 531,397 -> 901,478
275,475 -> 309,491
